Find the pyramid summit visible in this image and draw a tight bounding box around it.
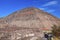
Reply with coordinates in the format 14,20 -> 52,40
0,7 -> 60,40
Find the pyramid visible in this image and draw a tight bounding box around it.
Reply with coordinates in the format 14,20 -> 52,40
0,7 -> 60,40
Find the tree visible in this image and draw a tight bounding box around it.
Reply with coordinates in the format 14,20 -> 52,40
52,25 -> 60,37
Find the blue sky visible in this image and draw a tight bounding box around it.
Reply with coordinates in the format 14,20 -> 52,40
0,0 -> 60,18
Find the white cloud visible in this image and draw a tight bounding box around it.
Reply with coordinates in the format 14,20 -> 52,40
46,10 -> 55,13
39,8 -> 55,13
42,1 -> 58,7
39,8 -> 45,10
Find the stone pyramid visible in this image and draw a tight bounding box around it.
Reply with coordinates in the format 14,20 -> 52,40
0,7 -> 60,40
